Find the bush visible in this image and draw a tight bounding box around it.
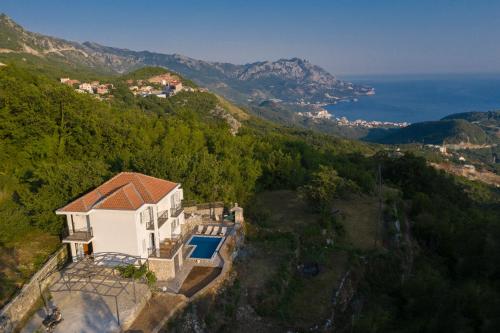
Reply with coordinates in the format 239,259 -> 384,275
117,264 -> 156,287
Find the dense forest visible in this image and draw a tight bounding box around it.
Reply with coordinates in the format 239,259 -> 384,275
0,64 -> 370,305
1,63 -> 499,332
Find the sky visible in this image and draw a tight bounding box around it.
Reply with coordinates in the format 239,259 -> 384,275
1,0 -> 500,76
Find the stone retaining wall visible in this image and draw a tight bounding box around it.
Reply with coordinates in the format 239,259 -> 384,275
122,287 -> 153,331
0,245 -> 69,332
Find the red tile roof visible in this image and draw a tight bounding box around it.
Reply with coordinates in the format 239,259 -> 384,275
57,172 -> 178,212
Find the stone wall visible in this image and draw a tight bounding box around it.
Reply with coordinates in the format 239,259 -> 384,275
0,245 -> 69,332
184,202 -> 224,220
182,214 -> 201,234
122,286 -> 153,330
148,244 -> 185,282
231,206 -> 244,224
149,258 -> 175,281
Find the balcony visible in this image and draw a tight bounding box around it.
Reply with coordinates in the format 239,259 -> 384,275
63,227 -> 93,243
157,210 -> 169,229
170,205 -> 184,218
148,229 -> 193,259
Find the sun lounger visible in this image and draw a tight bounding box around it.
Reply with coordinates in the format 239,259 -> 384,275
197,225 -> 204,234
211,226 -> 220,235
204,226 -> 213,235
220,226 -> 227,236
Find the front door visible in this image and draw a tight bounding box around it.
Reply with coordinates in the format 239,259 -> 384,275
149,233 -> 155,250
83,242 -> 93,256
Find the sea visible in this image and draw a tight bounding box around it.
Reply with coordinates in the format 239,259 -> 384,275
326,73 -> 500,123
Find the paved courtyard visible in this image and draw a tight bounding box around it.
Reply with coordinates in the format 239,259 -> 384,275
22,282 -> 150,333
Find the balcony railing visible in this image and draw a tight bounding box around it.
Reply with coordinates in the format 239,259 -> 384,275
149,228 -> 194,259
148,247 -> 158,257
170,205 -> 184,218
146,220 -> 154,230
63,227 -> 93,242
157,210 -> 169,229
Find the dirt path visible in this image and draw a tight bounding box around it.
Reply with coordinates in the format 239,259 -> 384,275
179,266 -> 222,297
125,293 -> 186,333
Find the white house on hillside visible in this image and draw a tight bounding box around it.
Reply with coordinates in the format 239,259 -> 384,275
56,172 -> 185,279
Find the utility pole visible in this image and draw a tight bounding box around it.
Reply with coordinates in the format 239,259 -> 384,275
375,163 -> 382,248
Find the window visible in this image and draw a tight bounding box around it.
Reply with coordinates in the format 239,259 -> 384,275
140,207 -> 152,225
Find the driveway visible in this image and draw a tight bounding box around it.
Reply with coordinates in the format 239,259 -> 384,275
22,282 -> 149,333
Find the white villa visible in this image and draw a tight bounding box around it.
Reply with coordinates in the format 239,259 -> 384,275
56,172 -> 187,280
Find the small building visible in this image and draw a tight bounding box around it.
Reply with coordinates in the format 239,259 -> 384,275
165,81 -> 183,95
95,84 -> 109,95
60,78 -> 80,87
139,86 -> 153,94
78,83 -> 94,94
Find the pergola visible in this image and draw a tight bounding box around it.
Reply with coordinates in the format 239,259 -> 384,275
48,252 -> 145,326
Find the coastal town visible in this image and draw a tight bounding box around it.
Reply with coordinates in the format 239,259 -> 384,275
335,116 -> 409,128
297,108 -> 409,128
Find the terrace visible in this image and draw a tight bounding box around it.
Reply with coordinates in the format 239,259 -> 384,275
62,227 -> 94,243
148,229 -> 193,259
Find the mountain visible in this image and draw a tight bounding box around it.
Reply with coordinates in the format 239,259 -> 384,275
442,111 -> 500,140
0,14 -> 372,105
364,117 -> 496,145
442,110 -> 500,122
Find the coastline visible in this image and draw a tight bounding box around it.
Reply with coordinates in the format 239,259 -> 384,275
324,75 -> 500,123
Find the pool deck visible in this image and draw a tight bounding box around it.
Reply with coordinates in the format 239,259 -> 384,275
158,252 -> 223,293
156,223 -> 234,293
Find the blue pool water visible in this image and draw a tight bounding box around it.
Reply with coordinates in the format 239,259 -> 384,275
188,236 -> 223,259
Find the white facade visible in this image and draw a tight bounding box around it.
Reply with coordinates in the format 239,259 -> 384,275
78,83 -> 93,94
58,185 -> 184,261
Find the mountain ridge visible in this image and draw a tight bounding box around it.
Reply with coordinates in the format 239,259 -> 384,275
362,110 -> 500,145
0,13 -> 372,105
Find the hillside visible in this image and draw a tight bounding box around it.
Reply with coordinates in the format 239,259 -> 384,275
362,109 -> 500,145
364,119 -> 491,145
1,59 -> 500,333
0,63 -> 373,308
0,14 -> 372,105
442,110 -> 500,122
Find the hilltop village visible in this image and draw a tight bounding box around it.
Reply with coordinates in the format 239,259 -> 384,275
60,72 -> 207,100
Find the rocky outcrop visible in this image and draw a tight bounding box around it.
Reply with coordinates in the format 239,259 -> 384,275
210,105 -> 241,135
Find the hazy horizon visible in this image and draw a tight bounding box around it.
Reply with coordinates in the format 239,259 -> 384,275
1,0 -> 500,76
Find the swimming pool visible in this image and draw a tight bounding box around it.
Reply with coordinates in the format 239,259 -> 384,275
187,236 -> 224,260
